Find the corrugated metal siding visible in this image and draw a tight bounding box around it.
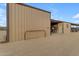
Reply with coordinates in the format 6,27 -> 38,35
57,23 -> 63,33
25,30 -> 46,39
63,23 -> 71,33
57,23 -> 71,33
8,3 -> 50,42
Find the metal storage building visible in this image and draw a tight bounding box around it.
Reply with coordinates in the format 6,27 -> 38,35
51,19 -> 71,33
7,3 -> 50,42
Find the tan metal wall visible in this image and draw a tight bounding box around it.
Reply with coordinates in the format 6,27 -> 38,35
7,3 -> 50,42
57,23 -> 71,33
57,23 -> 63,33
63,23 -> 71,33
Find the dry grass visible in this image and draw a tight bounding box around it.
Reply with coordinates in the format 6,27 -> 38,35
0,32 -> 79,56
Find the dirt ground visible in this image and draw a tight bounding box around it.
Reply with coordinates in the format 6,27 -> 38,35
0,31 -> 6,42
0,32 -> 79,56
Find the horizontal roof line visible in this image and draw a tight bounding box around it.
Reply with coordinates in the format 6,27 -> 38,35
51,19 -> 79,26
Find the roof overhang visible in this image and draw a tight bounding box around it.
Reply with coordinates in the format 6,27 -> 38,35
71,23 -> 79,26
51,19 -> 64,24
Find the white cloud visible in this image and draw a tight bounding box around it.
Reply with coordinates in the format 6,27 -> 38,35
72,13 -> 79,19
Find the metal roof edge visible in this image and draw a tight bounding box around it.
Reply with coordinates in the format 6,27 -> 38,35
16,3 -> 51,13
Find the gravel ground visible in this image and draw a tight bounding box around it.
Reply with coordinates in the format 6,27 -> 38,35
0,31 -> 6,42
0,32 -> 79,56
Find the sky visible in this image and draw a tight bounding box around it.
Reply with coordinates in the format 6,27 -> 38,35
0,3 -> 79,27
0,3 -> 6,27
27,3 -> 79,23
